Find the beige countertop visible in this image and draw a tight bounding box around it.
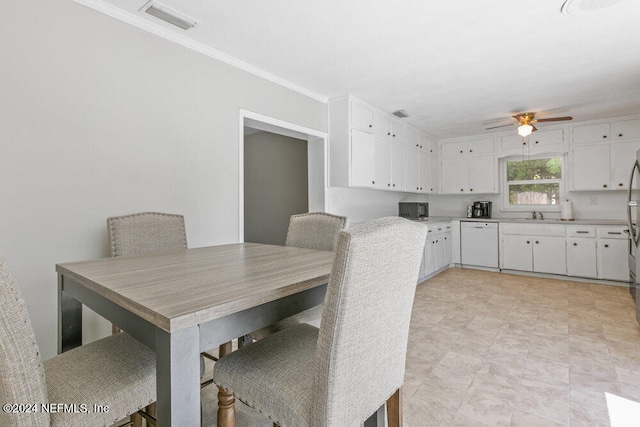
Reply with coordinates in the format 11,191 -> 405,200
422,216 -> 629,226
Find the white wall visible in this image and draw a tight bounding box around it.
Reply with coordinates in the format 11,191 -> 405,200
0,0 -> 327,359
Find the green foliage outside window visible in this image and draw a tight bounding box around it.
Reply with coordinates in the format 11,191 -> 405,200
506,158 -> 562,205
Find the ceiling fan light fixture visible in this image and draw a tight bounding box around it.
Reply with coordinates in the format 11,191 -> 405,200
561,0 -> 625,15
518,124 -> 533,137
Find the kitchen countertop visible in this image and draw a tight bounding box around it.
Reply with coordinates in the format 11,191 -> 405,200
418,216 -> 629,226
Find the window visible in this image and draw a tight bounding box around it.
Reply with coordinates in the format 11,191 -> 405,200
504,156 -> 563,209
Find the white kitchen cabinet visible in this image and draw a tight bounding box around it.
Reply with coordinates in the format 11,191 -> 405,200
406,148 -> 430,193
418,222 -> 452,281
597,226 -> 630,281
428,154 -> 440,193
407,128 -> 421,149
613,118 -> 640,140
500,223 -> 566,275
330,95 -> 434,193
566,238 -> 597,278
440,137 -> 495,194
572,122 -> 610,144
441,156 -> 467,194
502,235 -> 534,271
571,140 -> 640,191
351,101 -> 374,132
350,129 -> 375,188
500,129 -> 565,155
442,154 -> 495,194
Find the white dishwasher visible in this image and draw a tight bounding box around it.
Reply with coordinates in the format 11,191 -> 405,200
460,221 -> 499,268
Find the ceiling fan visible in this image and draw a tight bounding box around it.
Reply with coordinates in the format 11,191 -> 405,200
486,112 -> 573,137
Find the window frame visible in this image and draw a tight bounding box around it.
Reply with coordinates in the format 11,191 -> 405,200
501,153 -> 565,212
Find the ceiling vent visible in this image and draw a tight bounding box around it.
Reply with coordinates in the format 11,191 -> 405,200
392,110 -> 409,119
140,1 -> 200,30
561,0 -> 625,15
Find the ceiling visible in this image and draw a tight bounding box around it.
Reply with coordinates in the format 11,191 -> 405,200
78,0 -> 640,139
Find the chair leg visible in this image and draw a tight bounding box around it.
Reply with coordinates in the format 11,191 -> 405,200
130,412 -> 143,427
387,387 -> 402,427
217,341 -> 236,427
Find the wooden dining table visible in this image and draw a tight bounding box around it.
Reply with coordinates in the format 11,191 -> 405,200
56,242 -> 335,426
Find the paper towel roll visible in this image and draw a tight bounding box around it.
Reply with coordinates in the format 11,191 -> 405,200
561,200 -> 573,221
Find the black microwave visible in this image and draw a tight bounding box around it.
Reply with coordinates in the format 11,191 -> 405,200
399,202 -> 429,220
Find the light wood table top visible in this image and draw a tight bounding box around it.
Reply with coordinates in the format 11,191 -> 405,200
56,243 -> 335,333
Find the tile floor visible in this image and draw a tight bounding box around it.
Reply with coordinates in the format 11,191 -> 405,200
201,268 -> 640,426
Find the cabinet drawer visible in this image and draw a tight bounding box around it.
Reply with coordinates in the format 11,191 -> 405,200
597,226 -> 629,239
500,223 -> 566,236
567,226 -> 596,238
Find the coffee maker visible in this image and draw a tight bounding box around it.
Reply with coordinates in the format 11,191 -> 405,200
472,201 -> 492,218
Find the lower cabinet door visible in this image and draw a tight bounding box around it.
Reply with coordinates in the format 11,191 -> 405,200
567,238 -> 597,278
533,237 -> 567,275
502,235 -> 533,271
597,239 -> 629,281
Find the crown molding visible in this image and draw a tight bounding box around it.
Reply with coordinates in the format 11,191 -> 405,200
72,0 -> 328,103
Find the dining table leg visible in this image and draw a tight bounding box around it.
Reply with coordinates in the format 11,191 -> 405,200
155,325 -> 201,426
217,341 -> 235,427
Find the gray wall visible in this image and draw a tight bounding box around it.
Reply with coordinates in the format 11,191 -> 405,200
0,0 -> 327,359
244,131 -> 308,245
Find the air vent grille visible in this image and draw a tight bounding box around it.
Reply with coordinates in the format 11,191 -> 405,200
140,1 -> 199,30
392,110 -> 409,118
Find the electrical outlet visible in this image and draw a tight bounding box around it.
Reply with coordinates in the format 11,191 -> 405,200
590,196 -> 598,205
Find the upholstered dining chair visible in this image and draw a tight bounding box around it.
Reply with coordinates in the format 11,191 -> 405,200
214,216 -> 428,427
0,251 -> 156,427
249,212 -> 347,341
107,212 -> 217,422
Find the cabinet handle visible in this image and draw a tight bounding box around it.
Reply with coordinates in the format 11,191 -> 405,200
605,244 -> 609,248
372,181 -> 375,184
619,133 -> 623,137
469,149 -> 473,153
619,183 -> 624,187
522,142 -> 527,145
573,242 -> 577,246
576,231 -> 589,234
392,134 -> 396,137
526,240 -> 530,244
470,188 -> 474,191
430,149 -> 433,152
534,140 -> 539,144
608,232 -> 622,235
388,132 -> 391,136
603,184 -> 608,188
392,183 -> 396,187
388,183 -> 391,187
369,124 -> 373,128
535,241 -> 539,244
460,150 -> 463,153
416,144 -> 419,147
460,189 -> 464,192
420,187 -> 423,190
419,145 -> 423,148
603,135 -> 607,139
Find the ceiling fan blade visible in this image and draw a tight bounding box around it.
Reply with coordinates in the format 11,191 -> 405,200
535,116 -> 573,122
485,123 -> 515,130
531,124 -> 538,132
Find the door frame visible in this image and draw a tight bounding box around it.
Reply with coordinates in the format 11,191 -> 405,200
238,109 -> 328,242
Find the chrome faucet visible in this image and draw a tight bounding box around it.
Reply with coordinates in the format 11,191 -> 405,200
532,211 -> 544,220
538,211 -> 544,220
532,211 -> 537,219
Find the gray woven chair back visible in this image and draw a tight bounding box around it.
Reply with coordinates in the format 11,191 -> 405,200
0,253 -> 50,427
312,217 -> 427,426
284,212 -> 347,252
107,212 -> 187,257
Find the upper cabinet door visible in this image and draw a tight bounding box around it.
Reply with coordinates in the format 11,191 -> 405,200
350,129 -> 375,187
441,141 -> 467,157
390,121 -> 406,144
610,140 -> 640,190
467,155 -> 495,194
572,123 -> 610,144
571,144 -> 610,190
351,102 -> 374,132
407,128 -> 421,149
373,112 -> 392,138
467,137 -> 494,155
614,118 -> 640,140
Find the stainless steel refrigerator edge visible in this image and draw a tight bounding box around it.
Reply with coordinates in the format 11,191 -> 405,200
626,151 -> 640,324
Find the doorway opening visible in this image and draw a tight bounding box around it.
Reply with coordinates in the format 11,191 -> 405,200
239,110 -> 327,244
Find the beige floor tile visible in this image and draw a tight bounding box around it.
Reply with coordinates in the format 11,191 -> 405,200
456,381 -> 515,426
509,409 -> 567,426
